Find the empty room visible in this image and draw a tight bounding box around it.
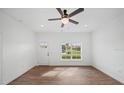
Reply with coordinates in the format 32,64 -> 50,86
0,8 -> 124,85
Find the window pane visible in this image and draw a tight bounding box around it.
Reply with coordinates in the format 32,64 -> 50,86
72,56 -> 81,59
62,55 -> 71,59
62,45 -> 66,53
72,45 -> 81,54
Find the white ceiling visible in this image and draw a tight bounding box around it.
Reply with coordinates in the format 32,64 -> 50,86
0,8 -> 124,32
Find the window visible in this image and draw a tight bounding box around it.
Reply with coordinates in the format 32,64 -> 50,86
61,41 -> 82,61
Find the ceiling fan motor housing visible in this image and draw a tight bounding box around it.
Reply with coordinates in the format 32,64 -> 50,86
63,10 -> 68,17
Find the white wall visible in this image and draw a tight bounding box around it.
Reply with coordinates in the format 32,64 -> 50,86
0,32 -> 2,84
92,14 -> 124,84
36,32 -> 92,66
0,11 -> 36,84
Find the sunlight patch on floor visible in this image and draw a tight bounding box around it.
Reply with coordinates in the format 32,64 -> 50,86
53,67 -> 66,71
41,71 -> 60,77
42,67 -> 79,77
58,67 -> 79,77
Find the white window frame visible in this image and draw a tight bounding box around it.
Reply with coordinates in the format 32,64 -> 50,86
60,41 -> 82,61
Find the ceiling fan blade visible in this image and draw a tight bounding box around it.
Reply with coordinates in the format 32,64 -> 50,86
48,18 -> 61,21
69,8 -> 84,17
56,8 -> 63,17
69,19 -> 79,24
61,23 -> 64,27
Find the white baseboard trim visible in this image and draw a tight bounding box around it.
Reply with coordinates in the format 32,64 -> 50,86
4,65 -> 35,85
92,64 -> 124,84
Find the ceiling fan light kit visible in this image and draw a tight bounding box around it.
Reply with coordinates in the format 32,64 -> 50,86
48,8 -> 84,28
61,18 -> 69,24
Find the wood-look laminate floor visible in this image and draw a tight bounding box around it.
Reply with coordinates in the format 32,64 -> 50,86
9,66 -> 122,85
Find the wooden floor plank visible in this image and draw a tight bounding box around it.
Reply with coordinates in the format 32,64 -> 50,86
8,66 -> 122,85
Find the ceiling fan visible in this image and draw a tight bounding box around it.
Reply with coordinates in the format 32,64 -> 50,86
48,8 -> 84,27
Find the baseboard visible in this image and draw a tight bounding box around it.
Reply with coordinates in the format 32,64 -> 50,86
6,65 -> 35,85
92,64 -> 124,84
37,65 -> 92,67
